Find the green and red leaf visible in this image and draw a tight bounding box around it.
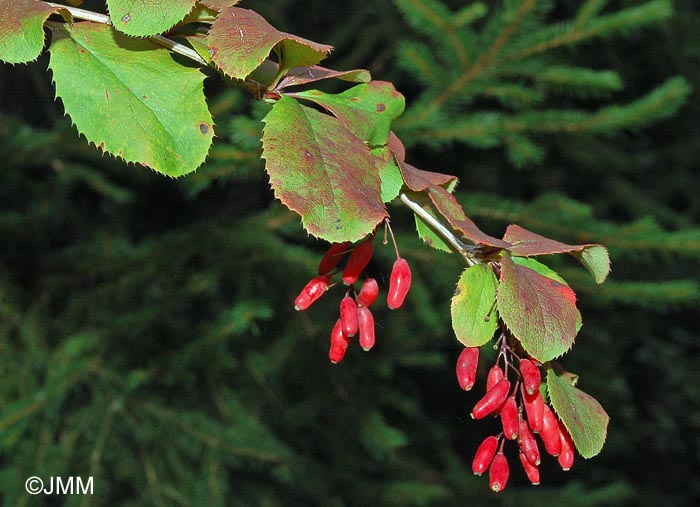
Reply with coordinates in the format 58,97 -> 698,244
199,0 -> 241,11
370,145 -> 404,203
107,0 -> 197,37
290,82 -> 405,146
546,362 -> 610,458
451,264 -> 499,347
503,224 -> 611,283
208,7 -> 332,80
276,65 -> 371,90
261,95 -> 387,242
0,0 -> 69,64
388,132 -> 457,191
497,252 -> 579,362
48,22 -> 213,177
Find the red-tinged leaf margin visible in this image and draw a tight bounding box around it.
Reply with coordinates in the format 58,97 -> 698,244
546,362 -> 610,459
208,7 -> 332,80
261,95 -> 387,243
276,65 -> 371,90
497,251 -> 579,362
0,0 -> 69,64
504,224 -> 611,284
199,0 -> 241,11
388,132 -> 456,191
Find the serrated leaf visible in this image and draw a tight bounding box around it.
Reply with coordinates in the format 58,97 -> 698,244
0,0 -> 68,64
370,145 -> 404,203
546,363 -> 609,459
503,224 -> 611,284
261,96 -> 387,242
49,22 -> 214,177
276,65 -> 371,89
208,7 -> 332,80
290,82 -> 405,146
497,252 -> 578,362
451,264 -> 498,347
107,0 -> 197,37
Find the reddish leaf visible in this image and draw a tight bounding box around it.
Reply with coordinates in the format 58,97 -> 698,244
261,96 -> 386,243
200,0 -> 241,11
497,252 -> 578,362
503,224 -> 610,284
276,65 -> 371,90
388,133 -> 457,190
0,0 -> 69,64
208,7 -> 332,79
428,186 -> 511,248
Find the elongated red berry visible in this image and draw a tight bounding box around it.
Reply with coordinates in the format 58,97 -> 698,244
518,450 -> 540,485
342,241 -> 373,285
318,241 -> 351,275
489,452 -> 509,493
522,386 -> 544,433
294,275 -> 330,311
519,359 -> 541,395
558,422 -> 575,471
540,404 -> 562,457
500,395 -> 519,440
357,306 -> 375,351
487,365 -> 504,391
456,347 -> 479,391
518,419 -> 541,466
339,296 -> 359,337
356,278 -> 379,307
387,258 -> 412,309
471,378 -> 510,420
472,435 -> 498,476
328,319 -> 349,364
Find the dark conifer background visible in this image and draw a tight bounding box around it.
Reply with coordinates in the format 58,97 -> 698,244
1,1 -> 698,505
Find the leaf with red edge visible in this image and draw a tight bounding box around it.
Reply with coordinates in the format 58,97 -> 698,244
290,82 -> 405,146
199,0 -> 241,11
497,252 -> 579,362
0,0 -> 69,64
504,224 -> 610,284
428,186 -> 511,249
546,362 -> 609,459
107,0 -> 197,37
261,95 -> 386,243
208,7 -> 332,80
388,132 -> 457,191
276,65 -> 371,90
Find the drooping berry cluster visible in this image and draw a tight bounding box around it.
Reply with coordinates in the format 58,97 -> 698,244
456,337 -> 575,492
294,234 -> 412,363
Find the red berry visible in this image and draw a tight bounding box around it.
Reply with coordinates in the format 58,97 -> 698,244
387,258 -> 412,309
539,404 -> 562,457
519,359 -> 541,396
339,296 -> 359,337
456,347 -> 479,391
294,275 -> 330,311
356,278 -> 379,307
472,435 -> 498,476
318,241 -> 351,275
342,240 -> 373,285
487,365 -> 504,391
518,451 -> 540,485
518,419 -> 541,466
522,386 -> 544,433
328,319 -> 349,363
500,395 -> 519,440
489,451 -> 509,493
357,306 -> 375,351
558,422 -> 575,471
471,378 -> 510,420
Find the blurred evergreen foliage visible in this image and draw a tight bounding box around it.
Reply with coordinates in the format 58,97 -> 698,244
1,0 -> 699,506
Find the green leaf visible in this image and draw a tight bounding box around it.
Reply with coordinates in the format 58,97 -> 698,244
546,363 -> 610,459
208,7 -> 332,80
0,0 -> 68,64
261,96 -> 387,242
49,22 -> 214,177
451,264 -> 498,347
370,145 -> 404,203
497,252 -> 578,362
290,82 -> 405,146
504,224 -> 611,283
107,0 -> 197,37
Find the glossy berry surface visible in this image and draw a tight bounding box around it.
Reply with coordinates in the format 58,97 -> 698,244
339,296 -> 359,337
356,278 -> 379,307
357,306 -> 375,351
471,378 -> 510,420
456,347 -> 479,391
318,241 -> 350,275
294,275 -> 330,311
387,258 -> 411,309
489,452 -> 509,492
342,240 -> 373,285
472,436 -> 498,476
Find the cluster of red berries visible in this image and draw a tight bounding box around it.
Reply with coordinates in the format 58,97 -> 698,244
456,342 -> 575,492
294,237 -> 412,363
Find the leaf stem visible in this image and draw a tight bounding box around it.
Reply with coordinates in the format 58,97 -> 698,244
45,2 -> 208,66
399,193 -> 476,266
